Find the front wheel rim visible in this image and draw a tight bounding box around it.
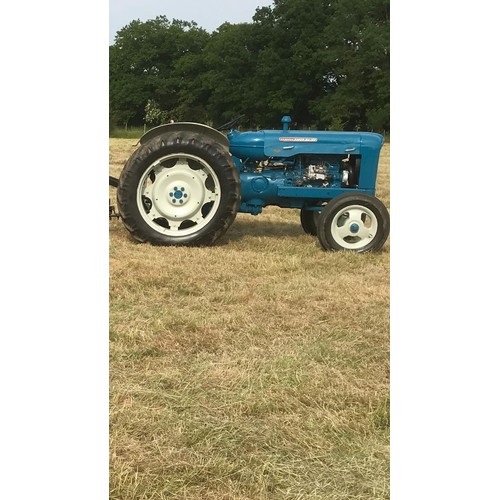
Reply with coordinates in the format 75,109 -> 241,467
137,153 -> 221,237
330,204 -> 379,250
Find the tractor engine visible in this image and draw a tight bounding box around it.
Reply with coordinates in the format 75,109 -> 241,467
227,126 -> 367,215
244,155 -> 357,188
234,153 -> 359,214
290,156 -> 356,188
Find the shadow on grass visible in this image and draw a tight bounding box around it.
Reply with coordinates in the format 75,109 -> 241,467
224,217 -> 307,242
109,213 -> 318,248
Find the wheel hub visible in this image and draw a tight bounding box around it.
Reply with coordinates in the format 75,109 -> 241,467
168,185 -> 189,206
349,222 -> 360,233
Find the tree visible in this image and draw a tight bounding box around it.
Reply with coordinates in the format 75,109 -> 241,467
109,16 -> 210,127
144,99 -> 169,127
249,0 -> 334,128
109,1 -> 390,133
312,0 -> 390,130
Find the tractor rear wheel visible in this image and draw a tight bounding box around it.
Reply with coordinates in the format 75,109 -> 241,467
117,132 -> 240,246
317,193 -> 389,252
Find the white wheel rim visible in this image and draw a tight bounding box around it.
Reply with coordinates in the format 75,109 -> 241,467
137,153 -> 221,236
330,204 -> 379,250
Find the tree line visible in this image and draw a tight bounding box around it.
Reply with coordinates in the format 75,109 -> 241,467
109,0 -> 389,132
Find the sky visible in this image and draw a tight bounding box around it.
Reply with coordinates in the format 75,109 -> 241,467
109,0 -> 274,45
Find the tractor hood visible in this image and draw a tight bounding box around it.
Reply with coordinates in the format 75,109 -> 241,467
228,129 -> 384,161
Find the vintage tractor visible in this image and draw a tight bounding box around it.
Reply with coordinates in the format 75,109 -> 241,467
112,116 -> 389,252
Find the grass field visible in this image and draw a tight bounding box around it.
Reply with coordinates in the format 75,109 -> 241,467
110,127 -> 147,139
109,139 -> 390,499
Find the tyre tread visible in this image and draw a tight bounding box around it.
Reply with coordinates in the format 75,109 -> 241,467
117,132 -> 240,246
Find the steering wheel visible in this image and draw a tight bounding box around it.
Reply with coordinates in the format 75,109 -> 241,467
216,114 -> 245,131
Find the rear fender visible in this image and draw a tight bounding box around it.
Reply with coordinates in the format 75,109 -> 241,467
139,122 -> 229,151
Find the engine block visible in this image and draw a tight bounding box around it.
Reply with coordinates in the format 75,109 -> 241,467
235,155 -> 358,214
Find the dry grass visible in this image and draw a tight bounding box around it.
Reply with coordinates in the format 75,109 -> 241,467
109,139 -> 390,499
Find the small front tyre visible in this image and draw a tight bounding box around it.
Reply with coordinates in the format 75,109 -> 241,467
300,206 -> 321,236
317,194 -> 389,252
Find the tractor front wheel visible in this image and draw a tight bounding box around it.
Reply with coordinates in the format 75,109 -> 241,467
300,206 -> 321,236
117,133 -> 241,246
317,194 -> 389,252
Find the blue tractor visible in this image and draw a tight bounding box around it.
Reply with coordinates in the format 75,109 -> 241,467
115,116 -> 389,252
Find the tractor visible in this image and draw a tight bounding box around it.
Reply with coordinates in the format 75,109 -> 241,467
111,116 -> 389,252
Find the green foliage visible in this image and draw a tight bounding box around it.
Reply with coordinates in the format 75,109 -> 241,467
109,16 -> 210,128
144,99 -> 169,126
109,0 -> 389,132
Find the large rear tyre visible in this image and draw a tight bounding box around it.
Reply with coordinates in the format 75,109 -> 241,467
117,132 -> 240,246
317,193 -> 389,252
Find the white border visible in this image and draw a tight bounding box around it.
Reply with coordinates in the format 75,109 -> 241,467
1,1 -> 109,498
391,1 -> 499,498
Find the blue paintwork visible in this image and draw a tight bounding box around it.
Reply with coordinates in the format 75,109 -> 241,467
227,117 -> 384,215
